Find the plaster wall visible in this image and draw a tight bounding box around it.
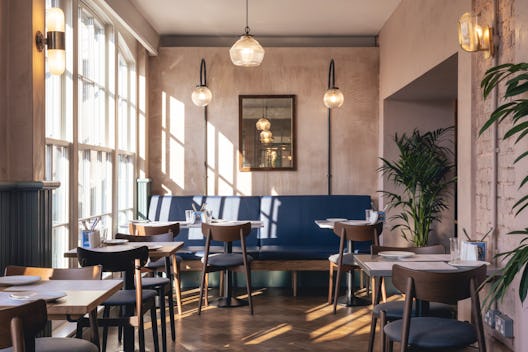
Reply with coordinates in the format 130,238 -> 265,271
148,47 -> 379,196
382,100 -> 456,247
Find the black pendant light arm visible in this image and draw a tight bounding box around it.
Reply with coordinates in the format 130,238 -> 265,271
328,59 -> 336,90
199,58 -> 207,87
244,0 -> 251,35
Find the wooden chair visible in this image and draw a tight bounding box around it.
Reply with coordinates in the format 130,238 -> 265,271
0,299 -> 98,352
115,232 -> 178,352
129,223 -> 179,236
77,246 -> 160,352
367,244 -> 453,352
383,264 -> 486,352
328,222 -> 379,313
4,265 -> 102,280
198,222 -> 254,315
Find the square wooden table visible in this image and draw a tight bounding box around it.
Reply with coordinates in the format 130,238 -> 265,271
0,279 -> 122,348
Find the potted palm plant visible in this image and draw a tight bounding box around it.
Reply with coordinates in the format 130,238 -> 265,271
379,127 -> 456,247
480,63 -> 528,304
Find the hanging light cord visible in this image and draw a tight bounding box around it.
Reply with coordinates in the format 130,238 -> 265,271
244,0 -> 250,35
328,59 -> 336,89
199,58 -> 207,86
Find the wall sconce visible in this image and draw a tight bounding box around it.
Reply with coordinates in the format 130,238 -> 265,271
36,7 -> 66,75
323,59 -> 344,109
324,59 -> 344,195
458,12 -> 494,58
191,59 -> 213,107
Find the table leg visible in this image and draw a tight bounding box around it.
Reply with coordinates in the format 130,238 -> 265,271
88,309 -> 100,349
337,239 -> 371,306
213,243 -> 247,308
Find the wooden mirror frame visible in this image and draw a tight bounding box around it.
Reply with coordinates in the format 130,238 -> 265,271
239,95 -> 296,171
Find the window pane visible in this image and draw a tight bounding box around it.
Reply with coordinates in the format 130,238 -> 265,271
117,154 -> 134,229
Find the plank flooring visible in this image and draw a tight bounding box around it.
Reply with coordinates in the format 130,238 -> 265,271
103,288 -> 511,352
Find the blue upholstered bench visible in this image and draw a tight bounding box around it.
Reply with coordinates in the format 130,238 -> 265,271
147,194 -> 372,294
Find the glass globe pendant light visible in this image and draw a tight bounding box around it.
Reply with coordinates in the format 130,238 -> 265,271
191,59 -> 212,107
229,0 -> 265,67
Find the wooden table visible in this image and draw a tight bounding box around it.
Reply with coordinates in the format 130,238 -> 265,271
0,279 -> 122,348
64,242 -> 183,350
353,253 -> 500,305
131,220 -> 264,231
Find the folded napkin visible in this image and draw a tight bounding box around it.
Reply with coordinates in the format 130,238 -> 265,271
460,241 -> 478,261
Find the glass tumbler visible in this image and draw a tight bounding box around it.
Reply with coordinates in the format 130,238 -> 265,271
449,237 -> 460,263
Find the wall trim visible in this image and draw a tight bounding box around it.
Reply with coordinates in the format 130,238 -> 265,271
160,35 -> 377,48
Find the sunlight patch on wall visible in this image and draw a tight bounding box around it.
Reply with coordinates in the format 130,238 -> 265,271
218,131 -> 234,194
161,91 -> 167,175
169,96 -> 185,188
138,73 -> 146,178
237,171 -> 252,195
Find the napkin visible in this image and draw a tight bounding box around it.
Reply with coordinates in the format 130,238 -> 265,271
460,241 -> 478,261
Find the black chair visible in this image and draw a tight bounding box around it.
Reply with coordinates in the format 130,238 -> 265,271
367,244 -> 454,352
198,222 -> 254,315
383,264 -> 486,352
0,299 -> 98,352
77,246 -> 159,352
115,232 -> 176,352
329,222 -> 379,313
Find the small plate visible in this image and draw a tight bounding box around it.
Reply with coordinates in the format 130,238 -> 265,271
342,220 -> 370,226
103,239 -> 129,245
326,218 -> 347,222
378,251 -> 415,259
147,245 -> 163,250
9,291 -> 67,302
0,275 -> 41,286
448,260 -> 490,267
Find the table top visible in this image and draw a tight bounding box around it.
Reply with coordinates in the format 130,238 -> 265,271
132,220 -> 264,229
63,241 -> 184,259
0,279 -> 122,318
315,219 -> 377,229
354,254 -> 500,277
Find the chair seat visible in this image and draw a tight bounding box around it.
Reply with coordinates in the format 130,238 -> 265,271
0,337 -> 99,352
384,317 -> 477,349
145,255 -> 182,270
103,289 -> 157,305
328,253 -> 357,266
203,253 -> 253,267
372,301 -> 455,320
141,276 -> 170,288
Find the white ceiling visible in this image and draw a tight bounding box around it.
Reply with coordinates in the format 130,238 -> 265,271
129,0 -> 401,36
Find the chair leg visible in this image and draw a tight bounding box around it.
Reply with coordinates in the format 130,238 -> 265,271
198,268 -> 208,315
367,313 -> 378,352
380,310 -> 387,352
138,313 -> 146,352
204,273 -> 209,306
328,263 -> 334,304
244,264 -> 254,315
150,304 -> 160,352
102,306 -> 110,352
381,278 -> 387,303
167,284 -> 176,341
158,287 -> 167,352
292,271 -> 298,296
173,261 -> 183,315
333,264 -> 343,314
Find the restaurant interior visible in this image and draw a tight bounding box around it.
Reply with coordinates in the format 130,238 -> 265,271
1,0 -> 527,351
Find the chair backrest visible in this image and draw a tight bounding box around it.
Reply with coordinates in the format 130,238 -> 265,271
129,223 -> 180,236
392,264 -> 486,304
201,222 -> 252,243
0,299 -> 47,351
371,244 -> 445,255
333,222 -> 379,243
77,246 -> 149,289
4,265 -> 102,280
116,232 -> 173,242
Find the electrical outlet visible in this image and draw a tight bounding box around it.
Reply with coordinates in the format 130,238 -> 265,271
485,309 -> 498,328
494,312 -> 514,338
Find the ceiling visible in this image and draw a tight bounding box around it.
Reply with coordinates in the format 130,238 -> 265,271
129,0 -> 401,37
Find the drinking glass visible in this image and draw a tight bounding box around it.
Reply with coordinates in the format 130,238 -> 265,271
449,237 -> 460,263
185,210 -> 195,224
365,209 -> 373,221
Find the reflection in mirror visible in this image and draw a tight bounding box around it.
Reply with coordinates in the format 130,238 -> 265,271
239,95 -> 296,171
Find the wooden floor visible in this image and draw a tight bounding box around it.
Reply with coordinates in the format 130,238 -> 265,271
103,287 -> 511,352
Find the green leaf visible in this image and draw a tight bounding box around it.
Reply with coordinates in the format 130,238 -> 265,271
519,263 -> 528,301
504,121 -> 528,139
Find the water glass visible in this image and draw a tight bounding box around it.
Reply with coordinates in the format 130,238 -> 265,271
449,237 -> 460,263
185,210 -> 195,224
365,209 -> 373,221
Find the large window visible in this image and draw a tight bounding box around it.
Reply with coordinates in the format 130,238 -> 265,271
45,1 -> 139,266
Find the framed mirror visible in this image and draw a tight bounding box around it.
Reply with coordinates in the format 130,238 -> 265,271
239,95 -> 296,171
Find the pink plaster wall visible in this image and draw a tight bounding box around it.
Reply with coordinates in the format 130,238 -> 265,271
148,47 -> 379,196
